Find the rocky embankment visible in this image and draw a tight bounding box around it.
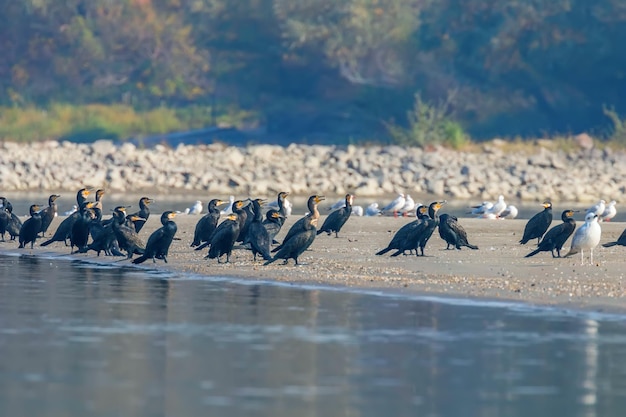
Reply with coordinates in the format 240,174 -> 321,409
0,139 -> 624,202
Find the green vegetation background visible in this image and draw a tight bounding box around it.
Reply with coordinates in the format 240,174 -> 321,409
2,0 -> 626,146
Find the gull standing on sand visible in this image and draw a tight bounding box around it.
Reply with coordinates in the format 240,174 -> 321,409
401,194 -> 416,217
600,200 -> 617,222
565,212 -> 602,265
586,199 -> 606,217
365,203 -> 381,216
186,200 -> 203,215
488,195 -> 507,217
500,205 -> 518,219
381,193 -> 405,217
469,201 -> 493,217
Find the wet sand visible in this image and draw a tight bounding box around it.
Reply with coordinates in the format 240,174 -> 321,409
4,214 -> 626,314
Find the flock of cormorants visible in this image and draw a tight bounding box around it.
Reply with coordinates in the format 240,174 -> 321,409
0,188 -> 624,267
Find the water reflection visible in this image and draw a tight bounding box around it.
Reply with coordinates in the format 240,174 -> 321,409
0,254 -> 626,417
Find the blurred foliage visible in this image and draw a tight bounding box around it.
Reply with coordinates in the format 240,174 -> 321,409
1,0 -> 626,143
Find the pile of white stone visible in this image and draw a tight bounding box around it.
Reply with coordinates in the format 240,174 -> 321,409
0,138 -> 624,202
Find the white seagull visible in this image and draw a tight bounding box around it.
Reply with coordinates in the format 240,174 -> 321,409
600,200 -> 617,222
400,194 -> 416,217
186,200 -> 203,215
488,195 -> 507,217
365,203 -> 382,216
499,205 -> 519,219
221,195 -> 235,215
381,193 -> 406,217
469,201 -> 493,217
586,199 -> 606,217
351,205 -> 364,216
565,212 -> 602,265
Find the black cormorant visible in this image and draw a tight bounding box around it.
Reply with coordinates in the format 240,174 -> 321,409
391,201 -> 444,257
39,194 -> 60,237
519,201 -> 553,244
41,188 -> 91,246
375,204 -> 428,256
133,211 -> 178,264
18,204 -> 43,249
0,197 -> 22,241
70,201 -> 96,253
603,228 -> 626,248
317,194 -> 354,238
190,198 -> 224,247
243,199 -> 272,261
263,209 -> 284,244
195,200 -> 246,251
271,195 -> 325,254
438,213 -> 478,250
265,194 -> 324,265
205,213 -> 240,263
525,209 -> 577,258
111,207 -> 145,259
127,196 -> 154,233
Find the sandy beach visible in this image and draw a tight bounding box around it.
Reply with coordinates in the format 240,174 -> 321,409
3,212 -> 625,314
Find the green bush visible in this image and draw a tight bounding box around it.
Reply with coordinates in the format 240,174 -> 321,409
386,92 -> 469,149
603,105 -> 626,145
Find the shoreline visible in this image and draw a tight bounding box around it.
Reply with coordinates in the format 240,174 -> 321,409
3,214 -> 625,315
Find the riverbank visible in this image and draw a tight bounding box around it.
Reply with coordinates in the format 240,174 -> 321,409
3,214 -> 625,314
1,139 -> 625,202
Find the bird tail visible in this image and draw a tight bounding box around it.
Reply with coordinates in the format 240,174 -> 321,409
40,239 -> 54,246
375,247 -> 392,256
519,238 -> 528,245
263,257 -> 276,266
524,248 -> 541,258
194,241 -> 209,251
271,244 -> 283,253
316,229 -> 323,235
602,242 -> 618,248
464,243 -> 479,250
132,255 -> 148,264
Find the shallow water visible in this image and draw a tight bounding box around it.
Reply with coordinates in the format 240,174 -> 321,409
1,254 -> 626,416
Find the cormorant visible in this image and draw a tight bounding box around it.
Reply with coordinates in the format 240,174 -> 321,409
205,213 -> 240,263
266,191 -> 291,218
0,197 -> 22,241
602,228 -> 626,248
525,210 -> 577,258
564,212 -> 601,265
41,188 -> 91,247
271,195 -> 325,254
190,198 -> 225,247
82,206 -> 127,256
262,209 -> 284,244
133,211 -> 178,264
92,189 -> 105,222
519,201 -> 553,245
438,213 -> 478,250
265,194 -> 324,265
70,201 -> 96,253
126,196 -> 154,233
39,194 -> 60,237
243,199 -> 272,261
375,204 -> 427,256
111,207 -> 145,259
195,200 -> 246,251
18,204 -> 43,249
317,194 -> 354,238
237,198 -> 259,244
390,201 -> 444,257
